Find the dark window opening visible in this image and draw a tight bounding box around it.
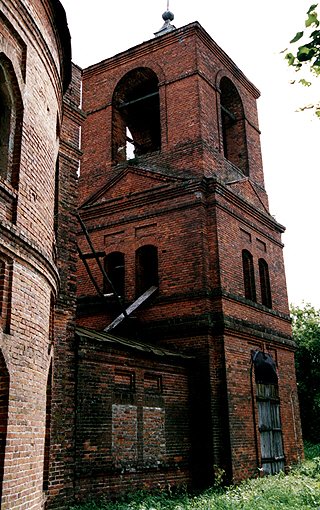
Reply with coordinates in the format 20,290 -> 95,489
220,77 -> 249,175
112,67 -> 161,163
242,250 -> 256,302
135,245 -> 158,296
0,55 -> 23,186
104,252 -> 125,298
0,349 -> 9,501
0,65 -> 12,179
43,362 -> 52,491
259,258 -> 272,308
252,351 -> 284,475
0,256 -> 12,333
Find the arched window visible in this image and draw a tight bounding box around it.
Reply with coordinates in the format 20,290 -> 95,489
242,250 -> 256,301
220,77 -> 249,175
104,252 -> 125,298
0,349 -> 9,500
252,351 -> 284,474
112,67 -> 161,163
135,245 -> 159,296
259,258 -> 272,308
0,55 -> 23,186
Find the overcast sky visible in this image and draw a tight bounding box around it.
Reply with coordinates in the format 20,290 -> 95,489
61,0 -> 320,309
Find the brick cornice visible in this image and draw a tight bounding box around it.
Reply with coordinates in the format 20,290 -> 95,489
78,168 -> 284,242
2,0 -> 66,99
0,220 -> 60,293
139,312 -> 294,349
83,22 -> 259,100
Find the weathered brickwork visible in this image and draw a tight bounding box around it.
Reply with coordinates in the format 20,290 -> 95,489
72,332 -> 192,501
45,63 -> 84,510
0,2 -> 303,507
0,1 -> 78,508
77,19 -> 303,495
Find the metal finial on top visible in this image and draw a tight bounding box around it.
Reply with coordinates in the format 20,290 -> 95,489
154,1 -> 176,37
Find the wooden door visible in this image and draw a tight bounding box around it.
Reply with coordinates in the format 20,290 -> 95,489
257,383 -> 284,474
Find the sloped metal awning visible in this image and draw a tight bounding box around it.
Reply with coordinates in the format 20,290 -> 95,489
76,326 -> 193,360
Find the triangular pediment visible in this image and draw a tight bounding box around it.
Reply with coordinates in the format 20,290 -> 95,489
226,178 -> 269,213
80,166 -> 180,209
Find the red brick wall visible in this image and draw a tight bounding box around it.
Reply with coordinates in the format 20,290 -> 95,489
46,63 -> 83,510
76,19 -> 303,495
0,1 -> 74,508
80,23 -> 265,207
74,338 -> 192,501
223,334 -> 304,482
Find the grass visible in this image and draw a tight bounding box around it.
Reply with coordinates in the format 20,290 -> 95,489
69,444 -> 320,510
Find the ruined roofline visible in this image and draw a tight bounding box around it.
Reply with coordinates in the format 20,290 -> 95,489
82,21 -> 260,99
76,326 -> 194,360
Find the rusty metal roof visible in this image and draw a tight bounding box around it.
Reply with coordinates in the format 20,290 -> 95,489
76,326 -> 193,360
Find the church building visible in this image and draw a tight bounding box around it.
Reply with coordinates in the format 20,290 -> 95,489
74,7 -> 303,502
0,1 -> 303,508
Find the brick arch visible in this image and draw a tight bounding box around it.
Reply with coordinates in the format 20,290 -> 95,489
114,60 -> 166,89
0,349 -> 9,500
216,74 -> 249,176
0,53 -> 23,187
220,77 -> 248,175
112,67 -> 161,163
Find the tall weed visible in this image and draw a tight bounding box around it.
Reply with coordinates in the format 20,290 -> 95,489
70,444 -> 320,510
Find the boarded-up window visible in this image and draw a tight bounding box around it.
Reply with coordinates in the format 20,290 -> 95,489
143,406 -> 166,464
112,404 -> 138,467
253,351 -> 284,474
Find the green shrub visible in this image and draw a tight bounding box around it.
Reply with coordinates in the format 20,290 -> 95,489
304,441 -> 320,460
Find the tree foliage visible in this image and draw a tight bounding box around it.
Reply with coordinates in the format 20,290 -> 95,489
285,4 -> 320,116
291,303 -> 320,441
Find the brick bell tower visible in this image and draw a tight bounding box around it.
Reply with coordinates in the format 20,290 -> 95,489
77,8 -> 303,487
